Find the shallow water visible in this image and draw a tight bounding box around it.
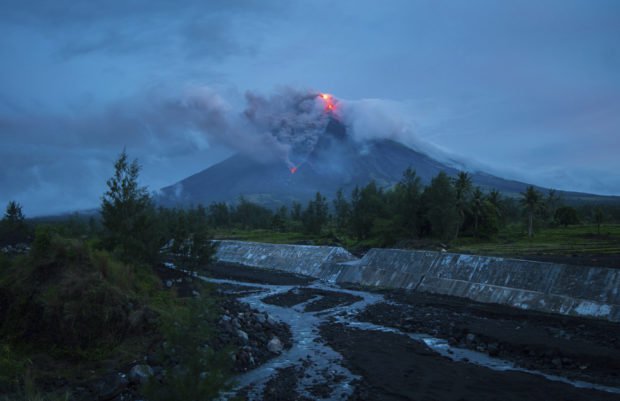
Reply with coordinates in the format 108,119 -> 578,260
198,274 -> 620,399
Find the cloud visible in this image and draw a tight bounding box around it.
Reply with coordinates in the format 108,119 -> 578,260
1,0 -> 280,61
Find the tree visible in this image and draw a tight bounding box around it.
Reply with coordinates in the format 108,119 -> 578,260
207,202 -> 230,227
453,171 -> 472,239
349,182 -> 385,240
290,202 -> 302,221
520,185 -> 542,238
555,206 -> 579,227
178,207 -> 215,271
594,207 -> 604,235
271,206 -> 288,232
392,168 -> 422,238
544,189 -> 563,226
302,192 -> 329,235
333,189 -> 350,232
471,187 -> 485,237
101,150 -> 155,262
422,172 -> 458,241
0,201 -> 29,245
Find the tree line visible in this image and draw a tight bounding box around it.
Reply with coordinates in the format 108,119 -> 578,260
199,168 -> 611,244
0,155 -> 616,254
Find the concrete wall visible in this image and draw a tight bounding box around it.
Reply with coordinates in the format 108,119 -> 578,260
335,250 -> 620,322
213,241 -> 620,322
214,240 -> 355,281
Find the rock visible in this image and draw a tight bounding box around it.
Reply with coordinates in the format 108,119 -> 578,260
465,333 -> 476,343
487,343 -> 500,356
129,364 -> 154,384
91,373 -> 127,401
237,329 -> 249,343
256,313 -> 267,324
267,314 -> 278,326
268,337 -> 283,354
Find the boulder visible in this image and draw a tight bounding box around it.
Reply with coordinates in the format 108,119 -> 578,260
267,337 -> 283,354
129,364 -> 154,384
237,329 -> 249,343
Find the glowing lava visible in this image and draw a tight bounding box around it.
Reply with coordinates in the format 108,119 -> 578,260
318,93 -> 337,112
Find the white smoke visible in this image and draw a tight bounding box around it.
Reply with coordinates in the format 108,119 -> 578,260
151,86 -> 474,172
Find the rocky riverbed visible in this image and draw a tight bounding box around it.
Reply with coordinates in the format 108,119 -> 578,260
80,261 -> 620,401
197,262 -> 620,401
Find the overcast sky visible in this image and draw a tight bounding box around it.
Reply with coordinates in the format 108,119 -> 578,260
1,0 -> 619,215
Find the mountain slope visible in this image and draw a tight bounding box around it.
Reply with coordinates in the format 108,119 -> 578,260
159,120 -> 618,207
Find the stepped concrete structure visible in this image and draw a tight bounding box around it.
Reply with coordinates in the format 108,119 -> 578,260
214,240 -> 355,281
213,241 -> 620,322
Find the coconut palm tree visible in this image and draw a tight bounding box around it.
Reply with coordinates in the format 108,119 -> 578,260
520,185 -> 542,237
453,171 -> 472,239
471,187 -> 484,237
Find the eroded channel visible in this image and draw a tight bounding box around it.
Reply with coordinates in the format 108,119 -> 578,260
197,271 -> 620,400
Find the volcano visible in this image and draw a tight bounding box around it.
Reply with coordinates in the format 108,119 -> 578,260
158,118 -> 617,208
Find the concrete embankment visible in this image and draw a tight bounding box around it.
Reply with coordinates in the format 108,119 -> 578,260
214,241 -> 620,322
214,240 -> 355,282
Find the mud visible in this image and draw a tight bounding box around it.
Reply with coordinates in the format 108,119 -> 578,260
263,287 -> 363,312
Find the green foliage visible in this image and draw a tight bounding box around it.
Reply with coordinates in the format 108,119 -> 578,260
555,206 -> 579,227
333,189 -> 351,232
231,197 -> 273,229
0,344 -> 29,394
520,185 -> 543,237
142,298 -> 231,401
0,237 -> 149,353
422,172 -> 458,240
390,168 -> 422,238
350,182 -> 386,240
453,171 -> 473,239
207,202 -> 231,227
0,201 -> 30,246
271,206 -> 288,232
31,226 -> 54,259
194,167 -> 620,253
161,207 -> 216,271
302,192 -> 329,235
101,150 -> 157,263
0,369 -> 70,401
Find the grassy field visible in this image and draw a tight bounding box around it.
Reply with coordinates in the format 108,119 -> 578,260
450,224 -> 620,257
212,228 -> 323,244
212,224 -> 620,262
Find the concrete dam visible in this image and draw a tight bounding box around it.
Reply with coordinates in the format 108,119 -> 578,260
214,240 -> 620,322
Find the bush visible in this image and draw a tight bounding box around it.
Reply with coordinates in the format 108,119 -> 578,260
0,237 -> 153,353
142,299 -> 231,401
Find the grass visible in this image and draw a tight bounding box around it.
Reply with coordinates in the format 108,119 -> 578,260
212,224 -> 620,260
212,228 -> 319,244
0,231 -> 231,399
450,224 -> 620,257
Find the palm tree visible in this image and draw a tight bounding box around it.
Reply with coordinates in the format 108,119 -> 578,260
520,185 -> 542,238
471,187 -> 484,237
453,171 -> 472,239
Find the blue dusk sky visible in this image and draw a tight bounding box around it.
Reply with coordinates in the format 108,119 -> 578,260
1,0 -> 619,215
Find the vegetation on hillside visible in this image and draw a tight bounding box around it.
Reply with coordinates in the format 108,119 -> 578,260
192,169 -> 620,253
0,151 -> 228,400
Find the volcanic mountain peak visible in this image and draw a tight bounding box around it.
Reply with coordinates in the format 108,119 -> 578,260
158,117 -> 617,208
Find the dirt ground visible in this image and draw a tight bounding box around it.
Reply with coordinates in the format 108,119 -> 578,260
204,263 -> 620,401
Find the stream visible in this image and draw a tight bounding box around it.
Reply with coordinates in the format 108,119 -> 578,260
198,275 -> 620,400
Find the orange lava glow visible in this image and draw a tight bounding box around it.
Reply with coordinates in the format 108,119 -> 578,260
318,93 -> 337,112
